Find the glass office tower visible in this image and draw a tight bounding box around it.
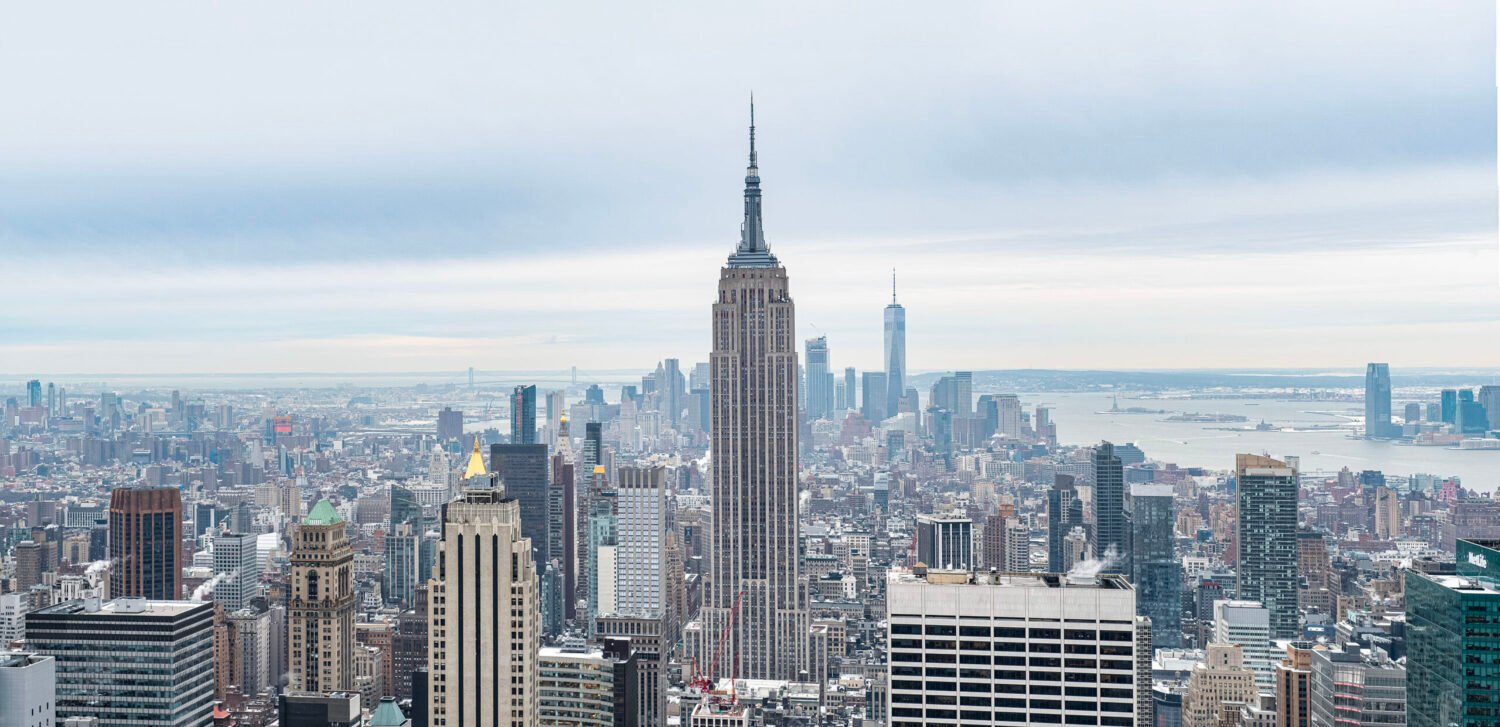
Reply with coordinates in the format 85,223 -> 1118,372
1408,538 -> 1500,727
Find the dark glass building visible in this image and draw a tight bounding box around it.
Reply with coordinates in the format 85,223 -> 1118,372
279,692 -> 362,727
1458,389 -> 1489,435
511,384 -> 537,445
1408,538 -> 1500,727
491,443 -> 550,564
1092,442 -> 1127,573
390,483 -> 421,527
1128,483 -> 1181,647
1441,389 -> 1460,425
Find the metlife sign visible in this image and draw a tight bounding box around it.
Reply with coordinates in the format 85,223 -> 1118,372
1458,539 -> 1500,581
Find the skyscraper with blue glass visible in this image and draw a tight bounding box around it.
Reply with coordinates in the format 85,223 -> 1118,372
1364,362 -> 1394,438
511,384 -> 537,444
1128,483 -> 1180,647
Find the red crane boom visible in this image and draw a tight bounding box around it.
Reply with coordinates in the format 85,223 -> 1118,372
690,589 -> 745,694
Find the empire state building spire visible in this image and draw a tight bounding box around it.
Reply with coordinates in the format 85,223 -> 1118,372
730,95 -> 777,268
706,99 -> 809,681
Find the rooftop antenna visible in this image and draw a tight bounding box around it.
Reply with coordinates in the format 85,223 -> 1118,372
748,93 -> 756,168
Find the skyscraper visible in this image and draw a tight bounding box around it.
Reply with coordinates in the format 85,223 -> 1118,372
1092,442 -> 1127,573
1481,385 -> 1500,430
656,358 -> 685,427
1458,388 -> 1488,434
1047,474 -> 1086,572
1409,538 -> 1500,727
953,370 -> 973,416
28,599 -> 216,727
491,442 -> 550,566
289,499 -> 355,693
704,102 -> 809,681
805,336 -> 834,421
1215,599 -> 1275,688
1440,389 -> 1459,425
843,367 -> 857,412
1236,453 -> 1300,639
615,465 -> 669,619
436,406 -> 463,441
545,388 -> 566,445
427,486 -> 538,726
1128,483 -> 1180,647
511,384 -> 537,444
212,530 -> 261,611
391,483 -> 422,529
108,486 -> 183,600
886,568 -> 1150,727
861,371 -> 888,423
578,421 -> 603,609
996,393 -> 1022,438
385,522 -> 420,610
1364,363 -> 1394,438
1275,642 -> 1320,727
587,475 -> 617,631
552,416 -> 578,621
884,270 -> 906,417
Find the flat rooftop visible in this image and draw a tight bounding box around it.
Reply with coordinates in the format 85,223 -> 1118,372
1425,574 -> 1500,595
34,598 -> 209,617
891,568 -> 1132,590
0,653 -> 51,668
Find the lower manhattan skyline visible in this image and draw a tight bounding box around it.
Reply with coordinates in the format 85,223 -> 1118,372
1,1 -> 1495,373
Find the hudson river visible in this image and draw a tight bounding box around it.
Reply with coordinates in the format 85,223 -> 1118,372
1037,392 -> 1499,489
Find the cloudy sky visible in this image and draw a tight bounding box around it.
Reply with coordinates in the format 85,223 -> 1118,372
1,1 -> 1494,375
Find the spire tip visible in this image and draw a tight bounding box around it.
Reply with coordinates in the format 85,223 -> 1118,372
748,92 -> 757,167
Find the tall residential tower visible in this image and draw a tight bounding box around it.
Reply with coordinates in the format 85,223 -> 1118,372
704,102 -> 809,681
1236,454 -> 1300,639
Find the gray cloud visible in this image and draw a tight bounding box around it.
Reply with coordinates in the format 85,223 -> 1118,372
0,1 -> 1494,371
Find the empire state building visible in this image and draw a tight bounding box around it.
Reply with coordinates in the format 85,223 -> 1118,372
703,102 -> 809,681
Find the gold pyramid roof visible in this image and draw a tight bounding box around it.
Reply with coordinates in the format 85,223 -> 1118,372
463,436 -> 488,479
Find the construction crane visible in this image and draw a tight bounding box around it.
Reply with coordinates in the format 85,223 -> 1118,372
689,589 -> 745,699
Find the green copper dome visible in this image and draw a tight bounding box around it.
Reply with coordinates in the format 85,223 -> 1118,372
303,498 -> 342,526
368,697 -> 408,727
